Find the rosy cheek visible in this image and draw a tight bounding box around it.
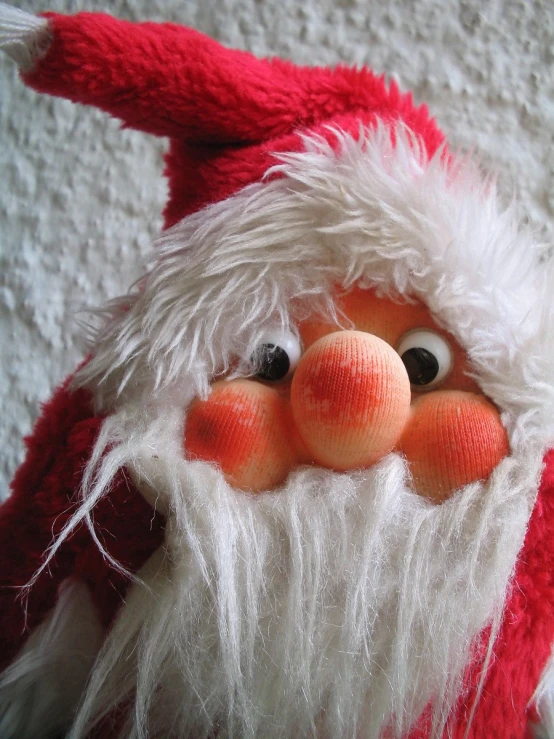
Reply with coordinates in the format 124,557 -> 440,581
399,391 -> 509,503
184,380 -> 297,493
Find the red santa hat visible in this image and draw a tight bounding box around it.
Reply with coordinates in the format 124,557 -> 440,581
3,5 -> 552,443
2,4 -> 553,444
2,6 -> 445,227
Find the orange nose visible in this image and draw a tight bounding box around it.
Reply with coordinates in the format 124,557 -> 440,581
290,330 -> 412,470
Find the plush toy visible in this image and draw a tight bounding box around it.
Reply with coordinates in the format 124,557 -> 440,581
1,4 -> 554,739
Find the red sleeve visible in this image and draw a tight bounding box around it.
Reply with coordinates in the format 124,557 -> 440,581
403,451 -> 554,739
0,378 -> 164,670
453,450 -> 554,738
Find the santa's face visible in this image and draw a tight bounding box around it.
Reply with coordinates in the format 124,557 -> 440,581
74,286 -> 539,739
75,343 -> 538,738
184,286 -> 508,502
68,129 -> 553,738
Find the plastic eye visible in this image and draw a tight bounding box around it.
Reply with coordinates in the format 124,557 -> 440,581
252,329 -> 302,382
396,330 -> 453,390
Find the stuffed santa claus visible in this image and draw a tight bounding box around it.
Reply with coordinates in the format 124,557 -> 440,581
1,4 -> 554,739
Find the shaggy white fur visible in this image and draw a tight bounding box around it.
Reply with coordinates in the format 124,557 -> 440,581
58,400 -> 541,739
11,126 -> 554,737
0,579 -> 104,739
75,126 -> 554,452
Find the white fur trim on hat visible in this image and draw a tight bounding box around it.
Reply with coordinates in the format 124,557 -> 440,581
75,124 -> 554,453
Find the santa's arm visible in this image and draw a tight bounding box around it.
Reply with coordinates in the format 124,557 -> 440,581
442,450 -> 554,739
0,384 -> 96,668
0,380 -> 164,737
0,380 -> 165,669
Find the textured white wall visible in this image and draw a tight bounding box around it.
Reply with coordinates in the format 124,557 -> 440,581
0,0 -> 553,497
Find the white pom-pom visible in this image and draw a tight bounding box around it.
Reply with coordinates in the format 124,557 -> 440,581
0,2 -> 51,72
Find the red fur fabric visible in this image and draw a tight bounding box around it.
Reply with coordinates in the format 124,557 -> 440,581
456,450 -> 554,736
22,12 -> 445,227
0,379 -> 164,671
4,11 -> 552,736
404,451 -> 554,737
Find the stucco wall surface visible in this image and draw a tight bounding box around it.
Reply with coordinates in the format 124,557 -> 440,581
0,0 -> 553,497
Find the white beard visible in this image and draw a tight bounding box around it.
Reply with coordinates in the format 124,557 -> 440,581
59,401 -> 542,739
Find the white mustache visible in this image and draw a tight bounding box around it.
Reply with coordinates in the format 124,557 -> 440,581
64,406 -> 542,739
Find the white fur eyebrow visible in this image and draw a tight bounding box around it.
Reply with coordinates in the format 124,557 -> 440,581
73,124 -> 554,451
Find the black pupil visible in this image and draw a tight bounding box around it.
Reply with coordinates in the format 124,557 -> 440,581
401,347 -> 439,386
255,343 -> 290,382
